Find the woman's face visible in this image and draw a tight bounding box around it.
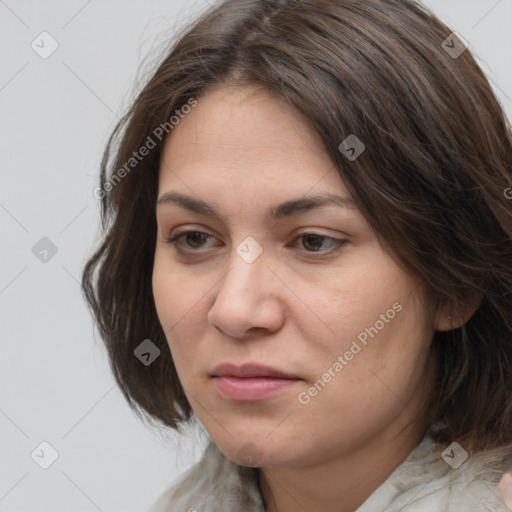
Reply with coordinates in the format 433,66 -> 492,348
153,84 -> 437,468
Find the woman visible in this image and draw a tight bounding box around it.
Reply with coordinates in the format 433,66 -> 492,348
82,0 -> 512,510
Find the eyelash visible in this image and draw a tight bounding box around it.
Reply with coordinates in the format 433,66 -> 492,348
163,230 -> 348,257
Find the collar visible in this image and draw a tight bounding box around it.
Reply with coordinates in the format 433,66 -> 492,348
149,434 -> 509,511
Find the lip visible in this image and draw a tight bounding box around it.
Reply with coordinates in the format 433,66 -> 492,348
211,362 -> 299,379
211,363 -> 301,401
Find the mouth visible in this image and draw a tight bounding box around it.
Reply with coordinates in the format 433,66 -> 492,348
211,362 -> 302,402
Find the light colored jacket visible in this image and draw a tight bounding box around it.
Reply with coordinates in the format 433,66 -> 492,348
148,434 -> 511,511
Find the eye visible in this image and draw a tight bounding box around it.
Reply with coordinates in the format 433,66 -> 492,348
163,230 -> 348,257
292,233 -> 348,255
164,230 -> 214,251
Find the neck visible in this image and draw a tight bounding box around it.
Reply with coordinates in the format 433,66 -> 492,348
258,422 -> 427,512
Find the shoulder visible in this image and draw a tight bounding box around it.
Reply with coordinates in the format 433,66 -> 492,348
146,440 -> 264,512
358,435 -> 512,512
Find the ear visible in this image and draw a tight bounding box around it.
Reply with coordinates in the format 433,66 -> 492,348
435,291 -> 483,332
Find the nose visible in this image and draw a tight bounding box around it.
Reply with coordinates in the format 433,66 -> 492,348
207,243 -> 286,340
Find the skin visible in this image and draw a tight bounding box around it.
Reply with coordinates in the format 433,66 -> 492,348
152,83 -> 455,512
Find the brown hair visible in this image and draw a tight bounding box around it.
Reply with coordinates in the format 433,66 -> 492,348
82,0 -> 512,450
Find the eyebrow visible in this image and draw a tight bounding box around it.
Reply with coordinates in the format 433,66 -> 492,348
156,191 -> 357,222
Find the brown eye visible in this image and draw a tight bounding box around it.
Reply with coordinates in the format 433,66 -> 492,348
294,233 -> 348,255
301,234 -> 327,251
165,231 -> 214,251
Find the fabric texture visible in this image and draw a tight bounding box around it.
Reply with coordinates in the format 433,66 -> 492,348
148,434 -> 511,512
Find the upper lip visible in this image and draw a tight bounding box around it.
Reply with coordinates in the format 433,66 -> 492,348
211,363 -> 299,379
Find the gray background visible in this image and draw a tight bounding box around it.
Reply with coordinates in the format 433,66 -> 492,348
1,0 -> 511,510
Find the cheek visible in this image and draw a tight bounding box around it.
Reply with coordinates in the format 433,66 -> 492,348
320,294 -> 432,416
152,249 -> 205,327
152,252 -> 213,374
152,255 -> 179,331
300,253 -> 433,391
294,259 -> 416,354
292,305 -> 433,455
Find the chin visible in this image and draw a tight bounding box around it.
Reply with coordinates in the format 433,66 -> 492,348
214,431 -> 300,468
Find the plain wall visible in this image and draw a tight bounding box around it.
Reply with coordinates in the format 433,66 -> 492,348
1,0 -> 511,510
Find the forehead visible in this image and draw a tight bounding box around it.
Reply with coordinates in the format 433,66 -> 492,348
158,84 -> 348,198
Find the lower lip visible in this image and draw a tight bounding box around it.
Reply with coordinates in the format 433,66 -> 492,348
212,376 -> 300,401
